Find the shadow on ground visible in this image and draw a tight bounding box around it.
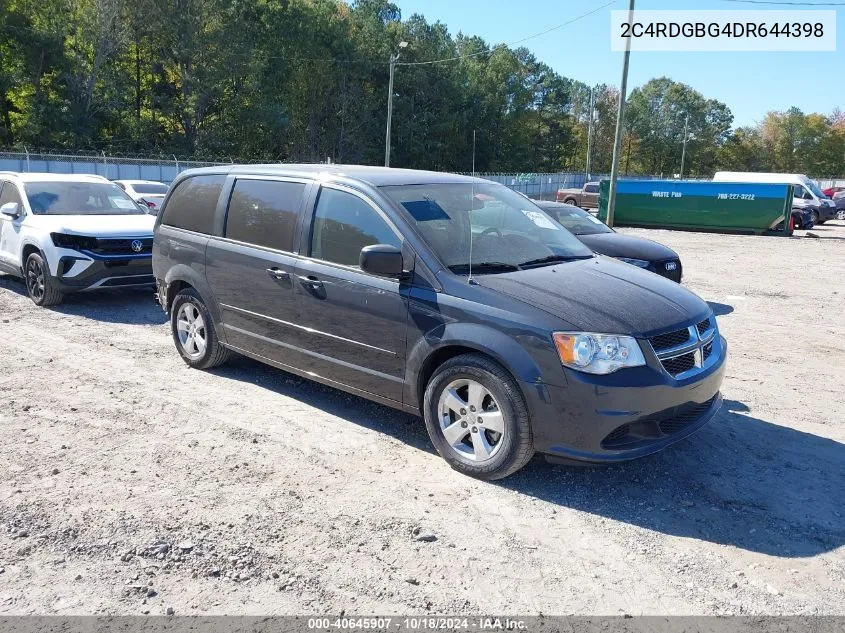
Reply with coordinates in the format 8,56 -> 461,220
208,355 -> 845,559
0,274 -> 165,325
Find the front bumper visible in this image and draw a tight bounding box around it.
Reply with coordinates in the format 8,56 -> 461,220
52,255 -> 154,292
525,336 -> 727,462
818,205 -> 837,222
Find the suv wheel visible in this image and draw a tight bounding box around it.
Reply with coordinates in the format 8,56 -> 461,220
171,288 -> 230,369
423,354 -> 534,480
24,252 -> 63,307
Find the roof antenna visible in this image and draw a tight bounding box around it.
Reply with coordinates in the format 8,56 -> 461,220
468,129 -> 476,285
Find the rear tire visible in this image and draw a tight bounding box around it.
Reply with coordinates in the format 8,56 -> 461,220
564,197 -> 577,206
423,353 -> 534,480
24,252 -> 63,307
171,288 -> 230,369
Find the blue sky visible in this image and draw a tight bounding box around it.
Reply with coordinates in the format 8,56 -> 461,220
392,0 -> 842,127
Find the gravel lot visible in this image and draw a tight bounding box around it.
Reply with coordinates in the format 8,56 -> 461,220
1,222 -> 844,616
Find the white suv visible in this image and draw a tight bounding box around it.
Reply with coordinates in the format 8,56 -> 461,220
114,179 -> 169,213
0,172 -> 157,306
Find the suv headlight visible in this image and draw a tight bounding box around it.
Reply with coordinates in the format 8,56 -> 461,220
50,232 -> 96,251
553,332 -> 646,375
617,257 -> 650,268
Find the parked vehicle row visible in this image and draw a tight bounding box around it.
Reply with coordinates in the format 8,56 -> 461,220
713,171 -> 837,225
114,179 -> 169,213
555,181 -> 600,209
0,166 -> 727,480
0,172 -> 156,306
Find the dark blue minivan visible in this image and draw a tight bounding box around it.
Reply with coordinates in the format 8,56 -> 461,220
152,165 -> 726,480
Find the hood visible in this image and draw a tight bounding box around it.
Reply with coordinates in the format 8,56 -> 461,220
473,256 -> 708,336
576,232 -> 678,260
32,214 -> 156,237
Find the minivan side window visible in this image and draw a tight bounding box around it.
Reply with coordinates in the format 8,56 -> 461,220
160,174 -> 225,234
225,179 -> 306,252
310,187 -> 401,268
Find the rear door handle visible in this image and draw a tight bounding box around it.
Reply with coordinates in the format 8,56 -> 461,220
266,267 -> 291,281
297,274 -> 324,290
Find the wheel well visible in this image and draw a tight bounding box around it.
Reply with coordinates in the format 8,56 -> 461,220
166,280 -> 191,311
21,244 -> 39,263
417,345 -> 499,412
564,197 -> 577,205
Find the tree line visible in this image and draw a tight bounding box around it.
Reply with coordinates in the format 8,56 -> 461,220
2,0 -> 843,176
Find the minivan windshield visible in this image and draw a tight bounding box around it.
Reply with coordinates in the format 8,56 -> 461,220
382,183 -> 594,274
25,181 -> 145,215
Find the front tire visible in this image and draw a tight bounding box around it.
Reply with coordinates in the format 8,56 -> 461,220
423,354 -> 534,480
24,252 -> 63,307
171,288 -> 230,369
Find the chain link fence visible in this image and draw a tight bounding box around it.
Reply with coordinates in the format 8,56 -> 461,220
0,150 -> 242,184
2,150 -> 840,194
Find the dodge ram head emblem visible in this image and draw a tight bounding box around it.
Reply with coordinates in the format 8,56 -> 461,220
131,240 -> 143,253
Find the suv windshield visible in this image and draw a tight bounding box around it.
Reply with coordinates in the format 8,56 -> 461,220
541,205 -> 612,236
24,181 -> 144,215
381,183 -> 593,274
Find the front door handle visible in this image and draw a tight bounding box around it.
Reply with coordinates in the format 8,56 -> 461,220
297,274 -> 324,290
266,267 -> 290,281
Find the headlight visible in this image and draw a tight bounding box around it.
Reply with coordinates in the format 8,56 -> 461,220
50,232 -> 96,251
553,332 -> 646,375
617,257 -> 650,268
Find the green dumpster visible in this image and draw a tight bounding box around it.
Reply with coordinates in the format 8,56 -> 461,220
597,180 -> 793,235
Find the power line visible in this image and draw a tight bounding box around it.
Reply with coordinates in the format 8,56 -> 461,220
397,0 -> 619,66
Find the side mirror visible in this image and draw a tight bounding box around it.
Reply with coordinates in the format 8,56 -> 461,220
0,202 -> 20,218
804,192 -> 814,200
360,244 -> 404,278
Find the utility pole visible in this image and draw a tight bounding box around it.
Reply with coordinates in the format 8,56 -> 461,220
606,0 -> 635,229
384,41 -> 408,168
585,86 -> 595,180
680,112 -> 690,178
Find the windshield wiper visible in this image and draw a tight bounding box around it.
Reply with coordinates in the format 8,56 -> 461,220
448,262 -> 521,275
518,254 -> 594,269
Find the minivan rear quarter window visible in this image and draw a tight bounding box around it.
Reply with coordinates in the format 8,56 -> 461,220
225,179 -> 306,252
310,187 -> 400,267
161,174 -> 225,234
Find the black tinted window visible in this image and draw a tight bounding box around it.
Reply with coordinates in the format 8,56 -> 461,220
584,183 -> 599,193
225,179 -> 306,251
310,188 -> 400,267
161,175 -> 225,234
0,181 -> 22,207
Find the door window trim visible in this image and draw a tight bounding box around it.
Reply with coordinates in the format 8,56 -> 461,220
218,175 -> 314,257
301,183 -> 405,276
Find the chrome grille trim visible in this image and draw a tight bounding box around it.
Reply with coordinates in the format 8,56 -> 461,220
649,316 -> 720,379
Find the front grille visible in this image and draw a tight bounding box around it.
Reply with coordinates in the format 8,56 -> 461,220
662,352 -> 696,376
703,341 -> 713,360
655,260 -> 682,283
603,424 -> 630,445
601,396 -> 718,448
649,328 -> 692,352
100,275 -> 155,287
696,318 -> 711,336
658,396 -> 718,435
87,237 -> 153,256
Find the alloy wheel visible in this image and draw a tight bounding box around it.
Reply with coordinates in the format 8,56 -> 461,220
176,302 -> 208,360
26,258 -> 45,302
437,378 -> 505,462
